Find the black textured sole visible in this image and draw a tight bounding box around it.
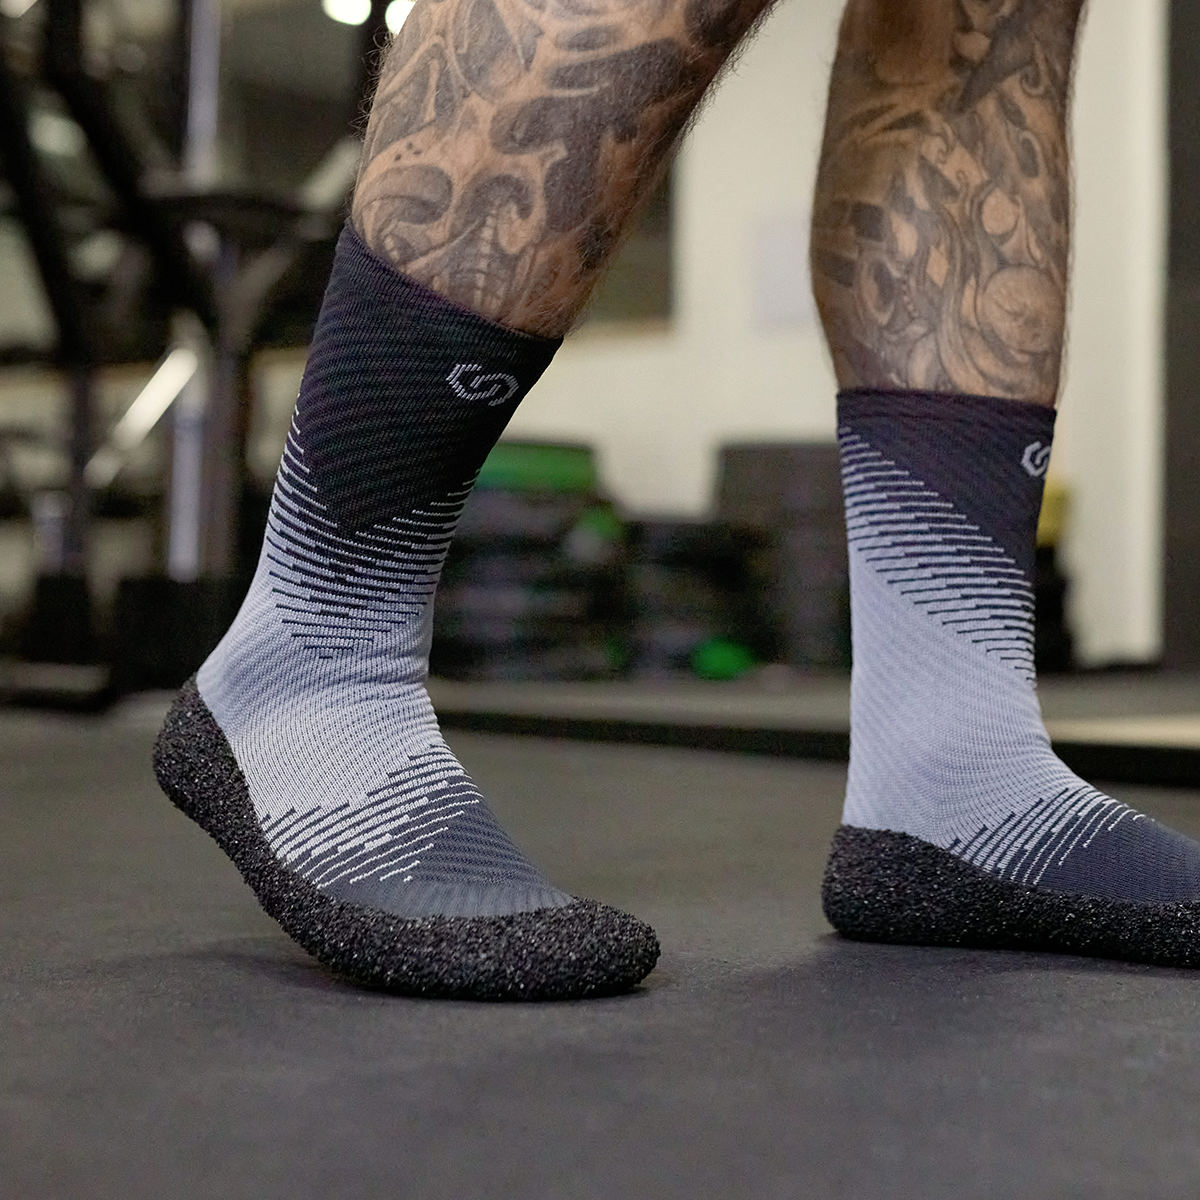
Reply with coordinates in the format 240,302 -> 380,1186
823,825 -> 1200,967
152,678 -> 660,1000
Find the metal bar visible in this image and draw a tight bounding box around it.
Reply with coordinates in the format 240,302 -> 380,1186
180,0 -> 241,579
182,0 -> 220,191
0,26 -> 96,575
42,0 -> 217,329
0,36 -> 93,366
85,347 -> 199,491
166,318 -> 209,582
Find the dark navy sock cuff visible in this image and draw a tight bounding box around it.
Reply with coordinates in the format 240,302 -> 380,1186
293,224 -> 562,530
837,388 -> 1057,436
836,388 -> 1057,579
339,222 -> 563,355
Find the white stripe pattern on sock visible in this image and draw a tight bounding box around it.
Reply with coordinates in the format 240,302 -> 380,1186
840,430 -> 1036,680
838,425 -> 1140,876
197,419 -> 547,895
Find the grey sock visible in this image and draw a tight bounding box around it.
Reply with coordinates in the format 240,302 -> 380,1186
155,226 -> 659,997
824,390 -> 1200,967
200,225 -> 569,918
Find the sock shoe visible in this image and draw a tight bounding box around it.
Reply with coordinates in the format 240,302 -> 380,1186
153,225 -> 659,999
822,389 -> 1200,966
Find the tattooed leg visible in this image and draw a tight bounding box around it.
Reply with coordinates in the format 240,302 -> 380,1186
817,4 -> 1200,969
157,0 -> 795,1000
811,0 -> 1087,406
353,0 -> 776,336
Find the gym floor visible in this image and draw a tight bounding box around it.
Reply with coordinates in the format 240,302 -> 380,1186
6,697 -> 1200,1199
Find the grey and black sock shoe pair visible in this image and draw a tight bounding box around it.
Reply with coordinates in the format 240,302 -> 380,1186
153,231 -> 1200,999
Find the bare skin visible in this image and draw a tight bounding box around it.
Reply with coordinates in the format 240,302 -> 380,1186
810,0 -> 1088,406
353,0 -> 775,336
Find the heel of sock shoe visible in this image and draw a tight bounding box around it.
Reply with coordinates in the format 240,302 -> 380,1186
822,824 -> 1200,967
153,677 -> 235,842
822,825 -> 1011,947
153,677 -> 307,912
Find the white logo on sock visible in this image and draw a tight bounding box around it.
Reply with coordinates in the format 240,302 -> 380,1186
447,363 -> 520,406
1021,441 -> 1051,478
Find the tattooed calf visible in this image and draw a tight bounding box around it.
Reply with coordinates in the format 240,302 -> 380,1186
811,0 -> 1087,404
354,0 -> 771,332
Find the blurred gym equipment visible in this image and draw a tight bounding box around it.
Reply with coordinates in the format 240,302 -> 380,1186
433,442 -> 629,683
0,0 -> 376,705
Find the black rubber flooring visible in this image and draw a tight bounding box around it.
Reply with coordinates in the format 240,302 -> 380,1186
6,700 -> 1200,1199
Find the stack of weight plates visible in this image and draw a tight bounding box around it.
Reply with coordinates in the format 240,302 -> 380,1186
430,441 -> 626,681
622,519 -> 763,679
716,442 -> 851,670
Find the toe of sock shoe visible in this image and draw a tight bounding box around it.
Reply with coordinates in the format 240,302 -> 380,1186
290,893 -> 661,1000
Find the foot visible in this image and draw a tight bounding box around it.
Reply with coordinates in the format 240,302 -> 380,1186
154,678 -> 658,999
823,800 -> 1200,968
826,390 -> 1200,967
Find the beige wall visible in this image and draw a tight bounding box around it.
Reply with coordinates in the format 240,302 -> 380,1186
1056,0 -> 1167,665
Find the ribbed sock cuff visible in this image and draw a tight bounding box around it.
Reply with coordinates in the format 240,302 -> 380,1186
291,223 -> 562,531
836,388 -> 1057,578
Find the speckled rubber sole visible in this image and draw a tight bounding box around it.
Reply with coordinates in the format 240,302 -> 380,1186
152,678 -> 660,1000
823,825 -> 1200,967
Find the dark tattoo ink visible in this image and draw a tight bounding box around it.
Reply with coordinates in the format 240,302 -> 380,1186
354,0 -> 773,332
810,0 -> 1087,404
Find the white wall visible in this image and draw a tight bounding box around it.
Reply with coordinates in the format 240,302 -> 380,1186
503,0 -> 1169,666
1056,0 -> 1167,663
